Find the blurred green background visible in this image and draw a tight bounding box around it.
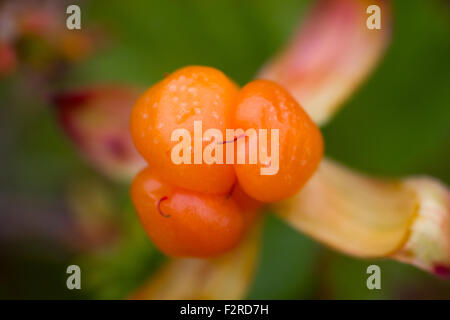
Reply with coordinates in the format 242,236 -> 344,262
0,0 -> 449,299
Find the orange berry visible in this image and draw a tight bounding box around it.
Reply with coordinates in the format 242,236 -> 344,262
130,66 -> 238,195
131,167 -> 245,258
232,80 -> 323,202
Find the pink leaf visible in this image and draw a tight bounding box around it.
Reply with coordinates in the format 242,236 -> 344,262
259,0 -> 391,125
53,86 -> 146,182
0,41 -> 17,77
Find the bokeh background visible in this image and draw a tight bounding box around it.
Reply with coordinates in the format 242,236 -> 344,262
0,0 -> 449,299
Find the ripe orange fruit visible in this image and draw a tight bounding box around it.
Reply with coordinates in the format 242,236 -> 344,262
129,67 -> 324,258
130,66 -> 238,195
232,79 -> 323,202
131,167 -> 245,257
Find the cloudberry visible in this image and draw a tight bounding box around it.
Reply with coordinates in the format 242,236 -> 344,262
130,67 -> 324,258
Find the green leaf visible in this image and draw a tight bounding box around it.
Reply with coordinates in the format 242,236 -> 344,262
246,214 -> 320,299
